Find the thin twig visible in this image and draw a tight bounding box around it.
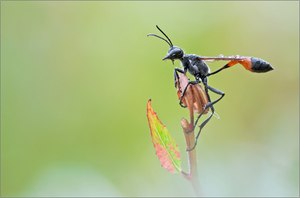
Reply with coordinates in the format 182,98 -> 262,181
181,118 -> 200,196
175,73 -> 203,195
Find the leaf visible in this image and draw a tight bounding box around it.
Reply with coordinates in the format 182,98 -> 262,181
175,72 -> 209,115
146,99 -> 182,173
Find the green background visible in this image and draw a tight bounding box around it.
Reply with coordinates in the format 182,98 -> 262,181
1,1 -> 299,197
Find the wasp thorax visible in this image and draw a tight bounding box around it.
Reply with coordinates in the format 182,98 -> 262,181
163,46 -> 184,61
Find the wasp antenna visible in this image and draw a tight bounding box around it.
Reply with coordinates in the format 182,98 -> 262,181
147,33 -> 172,48
155,25 -> 173,47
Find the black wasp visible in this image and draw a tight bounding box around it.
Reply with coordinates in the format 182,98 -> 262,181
148,25 -> 273,151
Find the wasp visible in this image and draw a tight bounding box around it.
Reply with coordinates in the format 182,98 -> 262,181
148,25 -> 273,151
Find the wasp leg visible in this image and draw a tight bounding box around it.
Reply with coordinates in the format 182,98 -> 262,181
203,85 -> 225,111
174,68 -> 197,108
187,81 -> 225,151
206,60 -> 240,77
187,105 -> 215,151
178,80 -> 200,108
186,82 -> 213,151
174,68 -> 185,87
206,65 -> 230,77
174,68 -> 188,107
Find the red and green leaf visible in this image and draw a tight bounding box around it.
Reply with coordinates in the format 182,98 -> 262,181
146,99 -> 181,173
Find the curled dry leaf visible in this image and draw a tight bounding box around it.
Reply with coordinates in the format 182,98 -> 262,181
175,73 -> 209,125
146,99 -> 182,173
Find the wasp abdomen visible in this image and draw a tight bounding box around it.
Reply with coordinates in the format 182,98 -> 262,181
250,57 -> 274,73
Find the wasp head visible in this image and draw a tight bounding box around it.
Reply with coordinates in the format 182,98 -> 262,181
148,25 -> 184,64
163,46 -> 184,64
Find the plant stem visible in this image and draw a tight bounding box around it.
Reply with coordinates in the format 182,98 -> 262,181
181,118 -> 200,196
175,72 -> 204,195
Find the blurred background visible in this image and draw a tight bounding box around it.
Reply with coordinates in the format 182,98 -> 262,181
1,1 -> 299,197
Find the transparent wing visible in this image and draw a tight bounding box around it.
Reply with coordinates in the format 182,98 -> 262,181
197,55 -> 247,62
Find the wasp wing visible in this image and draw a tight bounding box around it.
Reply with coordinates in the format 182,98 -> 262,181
197,55 -> 247,62
198,56 -> 273,73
